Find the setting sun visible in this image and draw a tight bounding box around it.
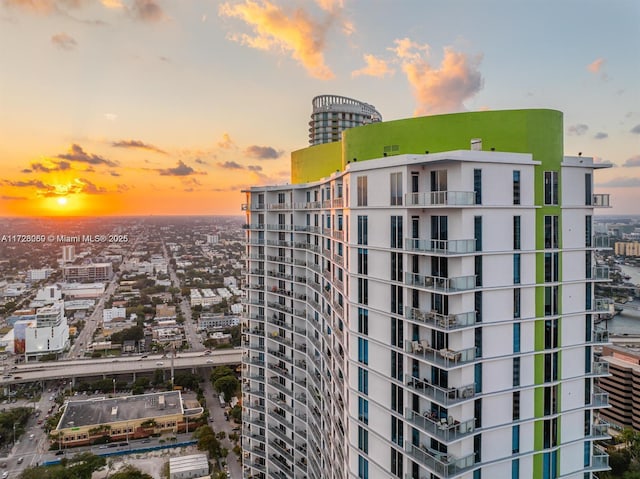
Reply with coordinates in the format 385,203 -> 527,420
57,197 -> 68,206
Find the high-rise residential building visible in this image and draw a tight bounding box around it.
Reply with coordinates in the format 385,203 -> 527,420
62,245 -> 76,263
242,108 -> 612,479
308,94 -> 382,146
598,345 -> 640,430
21,300 -> 69,361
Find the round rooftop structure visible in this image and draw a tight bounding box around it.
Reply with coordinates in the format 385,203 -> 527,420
308,94 -> 382,145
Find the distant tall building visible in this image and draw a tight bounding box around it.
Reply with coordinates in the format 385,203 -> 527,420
614,241 -> 640,257
242,108 -> 613,479
62,245 -> 75,263
598,345 -> 640,430
22,300 -> 69,360
308,94 -> 382,145
63,263 -> 113,282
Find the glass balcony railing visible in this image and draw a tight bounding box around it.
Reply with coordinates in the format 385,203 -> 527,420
591,360 -> 609,376
591,266 -> 610,280
592,328 -> 609,344
405,340 -> 477,367
405,376 -> 475,405
590,386 -> 609,407
405,408 -> 475,442
593,298 -> 613,313
405,443 -> 475,478
405,191 -> 476,207
405,238 -> 476,255
405,307 -> 476,330
405,273 -> 476,292
592,194 -> 610,207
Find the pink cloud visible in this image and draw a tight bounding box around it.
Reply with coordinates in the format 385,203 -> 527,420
587,58 -> 605,73
352,54 -> 395,78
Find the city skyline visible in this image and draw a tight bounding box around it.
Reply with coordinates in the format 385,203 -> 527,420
1,0 -> 638,217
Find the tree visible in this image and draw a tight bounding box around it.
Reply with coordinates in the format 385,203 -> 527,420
109,465 -> 154,479
213,375 -> 239,402
210,366 -> 235,383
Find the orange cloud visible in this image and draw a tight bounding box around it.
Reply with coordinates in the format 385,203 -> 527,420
4,0 -> 86,14
587,58 -> 604,73
219,0 -> 335,80
217,132 -> 237,150
352,54 -> 394,78
391,39 -> 483,116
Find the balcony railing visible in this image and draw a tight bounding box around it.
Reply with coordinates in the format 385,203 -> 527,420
267,202 -> 293,210
590,453 -> 610,471
590,386 -> 609,408
591,266 -> 610,280
405,238 -> 476,255
406,408 -> 475,443
406,340 -> 477,367
591,360 -> 609,376
405,443 -> 475,478
592,328 -> 609,344
406,376 -> 475,405
593,298 -> 613,313
405,273 -> 476,292
405,307 -> 476,330
405,191 -> 476,207
592,194 -> 610,208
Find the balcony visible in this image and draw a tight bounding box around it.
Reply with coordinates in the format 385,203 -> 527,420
589,422 -> 610,440
589,453 -> 610,471
406,340 -> 477,367
405,443 -> 475,478
590,266 -> 610,281
266,224 -> 295,231
241,203 -> 265,211
267,202 -> 293,210
405,272 -> 476,293
405,238 -> 476,255
405,191 -> 476,207
592,298 -> 613,313
243,223 -> 264,230
593,234 -> 612,249
591,359 -> 609,376
589,386 -> 610,408
406,408 -> 475,442
592,194 -> 610,208
406,376 -> 475,405
405,307 -> 476,330
592,327 -> 609,344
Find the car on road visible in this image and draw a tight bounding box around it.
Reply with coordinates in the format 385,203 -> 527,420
17,457 -> 23,465
55,450 -> 64,456
2,470 -> 8,478
156,361 -> 164,366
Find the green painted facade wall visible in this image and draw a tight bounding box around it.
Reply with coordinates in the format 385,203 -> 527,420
291,109 -> 563,183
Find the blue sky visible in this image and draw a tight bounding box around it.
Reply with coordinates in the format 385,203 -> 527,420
0,0 -> 638,216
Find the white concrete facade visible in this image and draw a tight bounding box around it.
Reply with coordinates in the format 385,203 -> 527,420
242,151 -> 611,479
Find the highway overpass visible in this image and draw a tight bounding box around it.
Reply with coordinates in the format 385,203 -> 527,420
0,349 -> 243,386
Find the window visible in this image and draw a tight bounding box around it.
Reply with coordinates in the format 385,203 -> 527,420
512,459 -> 520,479
358,426 -> 368,453
358,338 -> 368,365
358,248 -> 368,275
475,256 -> 482,287
513,323 -> 521,353
475,327 -> 482,358
390,449 -> 403,477
544,352 -> 559,382
513,170 -> 521,205
391,252 -> 403,281
475,363 -> 483,393
544,171 -> 559,205
544,385 -> 559,415
358,278 -> 368,305
513,216 -> 521,250
357,216 -> 368,245
545,319 -> 559,349
474,168 -> 482,204
585,173 -> 592,205
358,455 -> 368,479
544,286 -> 558,316
391,317 -> 403,347
585,215 -> 592,247
358,308 -> 368,335
391,285 -> 403,314
391,351 -> 403,381
474,216 -> 482,251
390,172 -> 403,205
544,252 -> 558,283
544,215 -> 559,249
431,215 -> 448,251
513,357 -> 520,386
357,176 -> 368,206
358,367 -> 368,394
513,391 -> 520,420
512,425 -> 520,453
513,253 -> 521,284
391,382 -> 403,413
358,397 -> 369,424
391,216 -> 403,248
513,288 -> 521,319
391,417 -> 403,446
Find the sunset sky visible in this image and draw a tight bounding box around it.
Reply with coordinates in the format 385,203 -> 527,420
1,0 -> 639,217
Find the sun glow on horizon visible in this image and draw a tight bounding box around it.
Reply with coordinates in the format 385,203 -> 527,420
57,197 -> 68,206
